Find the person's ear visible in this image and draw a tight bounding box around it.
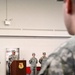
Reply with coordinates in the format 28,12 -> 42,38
66,0 -> 72,14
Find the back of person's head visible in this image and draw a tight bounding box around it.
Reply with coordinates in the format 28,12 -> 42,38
58,0 -> 75,35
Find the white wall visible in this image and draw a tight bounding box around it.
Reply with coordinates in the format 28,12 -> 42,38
0,0 -> 70,37
0,0 -> 65,30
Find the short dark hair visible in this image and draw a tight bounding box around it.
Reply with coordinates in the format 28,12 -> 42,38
43,52 -> 46,55
72,0 -> 75,3
32,53 -> 35,55
57,0 -> 65,2
57,0 -> 75,3
57,0 -> 63,1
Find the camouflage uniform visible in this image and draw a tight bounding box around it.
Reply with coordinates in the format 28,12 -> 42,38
39,56 -> 47,67
29,57 -> 38,75
8,51 -> 18,75
9,54 -> 18,64
38,36 -> 75,75
39,55 -> 48,75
